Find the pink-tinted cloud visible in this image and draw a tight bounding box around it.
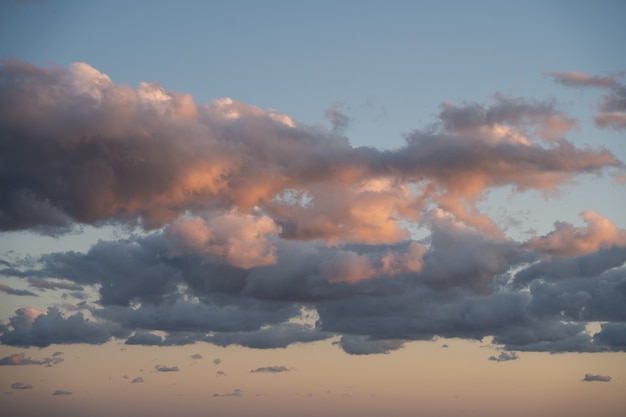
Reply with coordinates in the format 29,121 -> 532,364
525,211 -> 626,257
544,71 -> 620,88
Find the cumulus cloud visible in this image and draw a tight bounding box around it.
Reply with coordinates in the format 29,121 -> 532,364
155,365 -> 179,372
488,351 -> 519,362
250,365 -> 292,373
1,60 -> 625,357
52,389 -> 72,396
11,382 -> 33,389
582,374 -> 611,382
525,211 -> 626,257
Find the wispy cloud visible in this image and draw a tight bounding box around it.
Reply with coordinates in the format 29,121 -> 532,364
0,284 -> 37,296
213,389 -> 242,398
52,389 -> 72,396
250,365 -> 292,373
11,382 -> 33,389
131,377 -> 144,384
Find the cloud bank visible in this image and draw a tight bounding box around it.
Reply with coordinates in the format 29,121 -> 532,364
1,61 -> 625,356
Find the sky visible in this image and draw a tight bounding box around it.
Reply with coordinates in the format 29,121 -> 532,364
1,1 -> 625,416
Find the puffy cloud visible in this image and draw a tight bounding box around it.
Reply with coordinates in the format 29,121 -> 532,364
525,211 -> 626,257
155,365 -> 179,372
0,307 -> 126,347
11,382 -> 33,389
250,365 -> 292,373
488,351 -> 519,362
582,374 -> 611,382
2,60 -> 626,357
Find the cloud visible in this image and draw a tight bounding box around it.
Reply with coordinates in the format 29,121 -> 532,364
213,358 -> 222,365
216,371 -> 226,376
190,353 -> 202,360
0,352 -> 64,367
155,365 -> 179,372
488,351 -> 519,362
325,103 -> 351,133
544,72 -> 620,88
125,331 -> 163,346
0,284 -> 37,296
213,389 -> 242,398
1,60 -> 625,357
582,374 -> 611,382
250,365 -> 292,373
52,389 -> 73,396
546,71 -> 626,130
525,211 -> 626,257
131,377 -> 144,384
0,307 -> 126,347
11,382 -> 32,389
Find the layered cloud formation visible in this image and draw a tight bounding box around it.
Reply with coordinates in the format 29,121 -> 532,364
1,61 -> 625,355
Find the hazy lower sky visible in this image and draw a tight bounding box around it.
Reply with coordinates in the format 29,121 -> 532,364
1,1 -> 625,416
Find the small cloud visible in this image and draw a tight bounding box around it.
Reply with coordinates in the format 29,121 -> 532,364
131,377 -> 144,384
488,352 -> 519,362
441,344 -> 449,348
52,389 -> 72,396
11,382 -> 32,390
250,365 -> 292,373
216,371 -> 226,377
212,358 -> 222,365
213,388 -> 242,397
582,374 -> 611,382
155,365 -> 179,372
190,354 -> 202,360
51,352 -> 64,357
0,352 -> 61,367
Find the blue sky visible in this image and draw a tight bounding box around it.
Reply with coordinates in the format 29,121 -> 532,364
1,1 -> 626,416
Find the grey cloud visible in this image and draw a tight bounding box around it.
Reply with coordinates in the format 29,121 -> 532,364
11,382 -> 32,389
125,331 -> 163,346
131,377 -> 144,383
27,278 -> 83,291
52,389 -> 72,396
250,365 -> 292,373
488,351 -> 519,362
213,388 -> 242,397
325,103 -> 351,134
582,374 -> 611,382
594,323 -> 626,351
190,353 -> 202,360
0,284 -> 37,296
206,323 -> 331,349
0,307 -> 127,347
155,365 -> 179,372
335,335 -> 405,355
216,371 -> 226,376
213,358 -> 221,365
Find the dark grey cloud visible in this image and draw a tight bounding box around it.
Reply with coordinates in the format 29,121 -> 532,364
488,351 -> 519,362
250,365 -> 292,373
335,335 -> 405,355
125,331 -> 163,346
0,284 -> 37,296
11,382 -> 32,389
155,365 -> 179,372
206,323 -> 331,349
52,389 -> 72,396
582,374 -> 611,382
